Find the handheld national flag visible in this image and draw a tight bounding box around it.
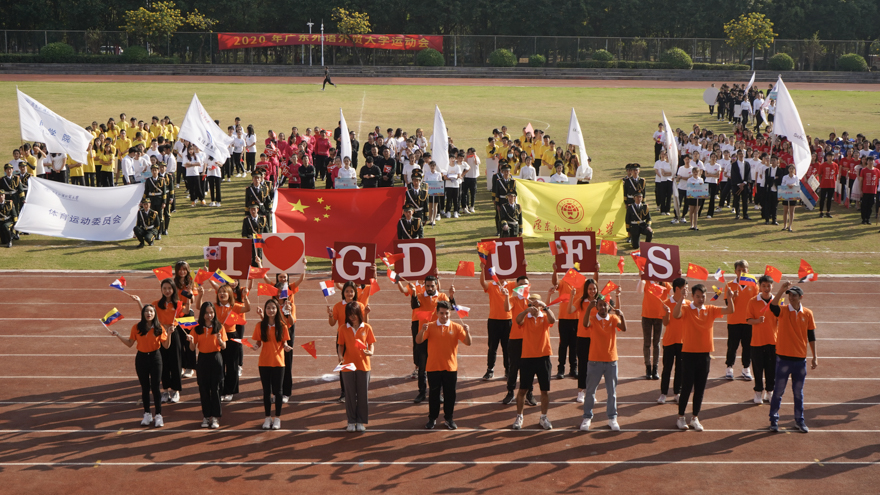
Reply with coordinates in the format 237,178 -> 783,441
387,269 -> 401,283
561,268 -> 586,288
279,283 -> 289,299
203,246 -> 221,260
686,263 -> 709,280
798,259 -> 816,282
194,268 -> 212,286
174,300 -> 185,318
319,281 -> 336,297
175,316 -> 198,329
452,303 -> 471,318
152,265 -> 174,280
326,247 -> 341,259
513,285 -> 530,299
100,308 -> 124,327
739,274 -> 758,286
487,266 -> 501,284
714,269 -> 726,282
225,311 -> 246,326
799,272 -> 818,283
630,251 -> 647,272
236,337 -> 254,349
618,256 -> 625,275
109,277 -> 126,291
646,282 -> 665,300
252,233 -> 265,248
301,340 -> 317,359
600,280 -> 619,296
355,339 -> 368,351
248,266 -> 270,280
369,278 -> 381,295
212,269 -> 234,284
455,260 -> 475,277
599,240 -> 618,255
334,363 -> 357,372
710,285 -> 723,301
764,265 -> 782,284
546,294 -> 571,307
258,283 -> 280,297
382,252 -> 405,266
549,240 -> 568,256
477,241 -> 496,263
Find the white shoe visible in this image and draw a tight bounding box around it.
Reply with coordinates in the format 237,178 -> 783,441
754,392 -> 763,404
191,201 -> 196,207
741,368 -> 753,381
676,416 -> 689,430
657,394 -> 667,404
161,391 -> 170,403
579,418 -> 591,431
141,412 -> 153,426
445,212 -> 451,218
725,367 -> 734,380
183,369 -> 194,378
262,417 -> 272,430
238,366 -> 243,377
175,184 -> 180,189
216,202 -> 221,207
763,391 -> 771,402
282,395 -> 290,404
673,394 -> 680,403
355,423 -> 366,432
210,202 -> 216,207
153,413 -> 163,427
201,417 -> 210,428
576,391 -> 585,403
221,395 -> 232,402
609,418 -> 620,431
272,418 -> 281,430
170,391 -> 180,403
539,415 -> 553,430
706,215 -> 713,219
671,219 -> 678,224
690,417 -> 704,431
452,212 -> 459,218
346,423 -> 356,432
512,414 -> 524,430
210,418 -> 219,429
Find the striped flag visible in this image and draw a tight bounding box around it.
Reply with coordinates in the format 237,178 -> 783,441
212,269 -> 234,284
713,269 -> 726,282
253,233 -> 265,248
326,247 -> 341,259
174,316 -> 198,329
319,281 -> 336,297
549,240 -> 567,256
100,308 -> 124,327
109,277 -> 126,291
452,304 -> 470,318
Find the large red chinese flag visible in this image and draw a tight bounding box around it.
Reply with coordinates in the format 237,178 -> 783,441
274,188 -> 405,258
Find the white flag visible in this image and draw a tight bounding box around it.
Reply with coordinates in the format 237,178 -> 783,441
16,177 -> 144,241
339,108 -> 352,161
178,94 -> 234,162
431,105 -> 449,172
566,108 -> 592,181
771,77 -> 810,179
17,89 -> 93,165
744,71 -> 756,93
662,111 -> 681,220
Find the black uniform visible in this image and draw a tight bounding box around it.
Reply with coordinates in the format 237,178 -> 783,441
158,172 -> 173,234
241,214 -> 269,266
626,202 -> 653,249
143,176 -> 166,236
0,175 -> 23,212
259,181 -> 275,230
623,176 -> 646,206
0,198 -> 18,247
498,202 -> 522,237
298,164 -> 317,189
763,166 -> 786,223
397,217 -> 423,239
405,183 -> 429,220
134,208 -> 160,246
359,163 -> 381,188
492,174 -> 516,235
378,157 -> 397,187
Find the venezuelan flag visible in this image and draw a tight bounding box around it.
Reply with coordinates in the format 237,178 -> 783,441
253,233 -> 265,248
100,308 -> 124,327
739,274 -> 758,287
175,316 -> 198,329
212,269 -> 234,284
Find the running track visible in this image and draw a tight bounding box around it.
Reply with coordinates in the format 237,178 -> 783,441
1,271 -> 879,493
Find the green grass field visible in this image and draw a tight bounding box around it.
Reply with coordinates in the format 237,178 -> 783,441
1,81 -> 878,275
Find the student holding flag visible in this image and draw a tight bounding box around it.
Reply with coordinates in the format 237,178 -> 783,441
746,275 -> 779,404
402,276 -> 453,403
513,294 -> 557,430
780,164 -> 800,232
110,305 -> 171,427
566,278 -> 600,402
174,261 -> 198,378
337,302 -> 376,432
328,282 -> 369,403
242,205 -> 268,266
252,298 -> 294,430
579,288 -> 626,431
551,262 -> 599,381
186,301 -> 228,429
640,277 -> 670,382
479,264 -> 515,382
725,260 -> 757,381
210,284 -> 251,403
266,266 -> 306,403
504,275 -> 537,406
658,278 -> 686,404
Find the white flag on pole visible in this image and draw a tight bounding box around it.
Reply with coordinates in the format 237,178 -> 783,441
339,108 -> 352,161
771,76 -> 810,179
431,105 -> 449,173
17,89 -> 93,165
178,94 -> 234,162
662,111 -> 681,220
566,108 -> 592,181
744,71 -> 756,93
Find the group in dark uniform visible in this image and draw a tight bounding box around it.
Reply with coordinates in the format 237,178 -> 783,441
134,197 -> 160,248
498,192 -> 522,237
245,170 -> 275,232
398,205 -> 424,239
0,190 -> 18,248
626,191 -> 653,249
492,161 -> 517,237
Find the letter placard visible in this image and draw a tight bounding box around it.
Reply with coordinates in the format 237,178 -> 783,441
554,231 -> 596,272
208,237 -> 254,279
332,241 -> 377,284
392,238 -> 438,279
639,242 -> 681,283
480,237 -> 526,280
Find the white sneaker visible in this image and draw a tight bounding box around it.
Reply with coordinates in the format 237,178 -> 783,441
282,395 -> 290,404
706,215 -> 713,219
262,417 -> 272,430
452,211 -> 459,218
576,391 -> 585,403
657,394 -> 667,404
512,414 -> 524,430
153,414 -> 164,427
221,395 -> 232,402
191,201 -> 196,207
175,184 -> 180,189
183,369 -> 194,378
170,391 -> 180,403
609,418 -> 620,431
238,366 -> 243,377
754,392 -> 763,404
539,415 -> 553,430
355,423 -> 366,432
210,202 -> 216,207
763,391 -> 771,402
272,418 -> 281,430
741,368 -> 753,381
216,202 -> 221,207
580,418 -> 591,431
690,417 -> 704,431
725,367 -> 734,380
141,412 -> 153,426
676,416 -> 689,430
210,418 -> 219,429
674,394 -> 680,403
201,417 -> 210,428
346,423 -> 356,432
671,219 -> 678,224
445,212 -> 451,218
161,391 -> 170,403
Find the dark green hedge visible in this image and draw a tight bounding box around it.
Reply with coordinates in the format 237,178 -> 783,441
557,60 -> 749,70
0,53 -> 179,64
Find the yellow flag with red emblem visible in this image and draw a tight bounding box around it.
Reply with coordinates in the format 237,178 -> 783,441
516,180 -> 627,241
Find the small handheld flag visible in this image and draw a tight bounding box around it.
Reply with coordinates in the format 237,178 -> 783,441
710,285 -> 723,301
618,256 -> 625,275
334,363 -> 357,372
279,283 -> 290,299
739,274 -> 758,286
175,316 -> 198,329
630,251 -> 647,272
225,311 -> 246,326
387,269 -> 402,283
600,281 -> 619,296
252,233 -> 265,248
326,247 -> 341,259
382,252 -> 405,266
798,259 -> 817,282
686,263 -> 709,280
713,269 -> 726,283
599,240 -> 618,256
109,277 -> 126,291
248,266 -> 270,280
549,240 -> 568,256
232,337 -> 254,349
369,278 -> 381,295
487,266 -> 501,284
452,303 -> 471,318
355,339 -> 368,351
455,260 -> 475,277
301,340 -> 317,359
194,268 -> 212,286
152,265 -> 174,281
513,285 -> 530,299
100,308 -> 124,327
546,294 -> 571,307
646,282 -> 665,300
477,241 -> 496,263
203,246 -> 221,260
764,265 -> 782,284
258,283 -> 280,297
561,268 -> 586,288
212,269 -> 234,284
319,281 -> 336,297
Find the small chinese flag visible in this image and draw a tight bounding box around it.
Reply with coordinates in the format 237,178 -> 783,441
355,339 -> 368,351
301,341 -> 317,359
646,282 -> 665,299
258,283 -> 280,297
599,240 -> 618,255
797,259 -> 815,280
600,280 -> 619,296
248,266 -> 270,280
382,252 -> 405,266
764,265 -> 782,284
686,263 -> 709,280
455,260 -> 475,277
240,337 -> 254,349
194,268 -> 212,286
546,294 -> 571,307
561,268 -> 586,288
630,251 -> 647,272
617,256 -> 625,275
225,311 -> 246,326
369,278 -> 381,295
152,265 -> 174,281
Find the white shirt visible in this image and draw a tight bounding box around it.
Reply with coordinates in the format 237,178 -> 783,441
653,131 -> 664,142
753,98 -> 764,112
137,156 -> 151,179
415,136 -> 428,151
465,155 -> 481,178
245,134 -> 257,153
653,160 -> 672,182
402,163 -> 421,184
754,162 -> 768,186
781,174 -> 799,190
444,164 -> 462,188
424,169 -> 443,183
337,167 -> 356,179
206,159 -> 222,178
146,148 -> 162,163
173,140 -> 186,157
183,155 -> 204,177
458,161 -> 470,184
676,166 -> 693,188
718,159 -> 731,181
519,165 -> 536,181
163,154 -> 177,175
35,156 -> 48,175
703,162 -> 721,184
121,155 -> 136,177
550,172 -> 569,183
232,137 -> 245,153
50,154 -> 65,172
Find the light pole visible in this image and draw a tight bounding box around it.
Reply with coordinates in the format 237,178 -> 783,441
307,21 -> 314,66
321,21 -> 325,67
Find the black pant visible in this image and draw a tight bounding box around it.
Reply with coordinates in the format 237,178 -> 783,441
733,187 -> 749,217
657,181 -> 672,214
628,223 -> 652,249
751,344 -> 776,392
98,170 -> 114,187
222,158 -> 232,179
162,201 -> 172,233
444,187 -> 460,213
282,323 -> 296,397
315,155 -> 329,179
678,352 -> 710,416
862,193 -> 876,222
726,323 -> 752,368
654,142 -> 663,161
413,322 -> 428,394
322,76 -> 335,89
507,338 -> 532,392
706,182 -> 718,215
208,176 -> 222,203
576,336 -> 591,389
461,177 -> 477,209
486,318 -> 511,373
84,172 -> 96,187
135,350 -> 162,414
159,329 -> 182,391
660,343 -> 682,396
176,166 -> 185,186
70,176 -> 84,186
197,351 -> 224,418
641,317 -> 662,368
246,152 -> 256,172
428,370 -> 457,421
232,152 -> 244,174
719,181 -> 731,208
186,176 -> 203,201
819,187 -> 834,213
557,319 -> 578,374
753,113 -> 764,131
134,226 -> 157,245
222,325 -> 243,395
179,327 -> 197,370
259,366 -> 284,417
763,190 -> 778,221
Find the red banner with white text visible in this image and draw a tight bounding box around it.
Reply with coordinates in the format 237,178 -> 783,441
218,33 -> 443,52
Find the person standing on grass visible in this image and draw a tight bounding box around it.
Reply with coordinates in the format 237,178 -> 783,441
859,159 -> 880,225
187,301 -> 227,430
579,290 -> 626,432
725,260 -> 757,381
780,165 -> 800,231
111,304 -> 171,428
512,294 -> 557,430
685,166 -> 704,230
658,278 -> 686,404
746,275 -> 778,405
768,283 -> 818,433
252,298 -> 294,430
337,302 -> 375,432
322,66 -> 337,91
816,152 -> 838,218
504,275 -> 537,407
673,283 -> 734,431
417,301 -> 472,430
480,266 -> 515,382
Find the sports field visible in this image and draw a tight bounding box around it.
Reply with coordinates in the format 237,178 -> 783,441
1,79 -> 878,274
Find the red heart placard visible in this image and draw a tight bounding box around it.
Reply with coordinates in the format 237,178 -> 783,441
264,235 -> 305,272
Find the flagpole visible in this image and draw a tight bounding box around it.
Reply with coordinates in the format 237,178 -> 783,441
100,321 -> 113,333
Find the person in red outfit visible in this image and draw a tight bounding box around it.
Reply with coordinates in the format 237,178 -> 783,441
816,152 -> 838,218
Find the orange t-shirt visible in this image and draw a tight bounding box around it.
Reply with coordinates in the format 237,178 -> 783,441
557,279 -> 584,320
726,282 -> 758,325
746,296 -> 778,347
337,322 -> 376,371
129,324 -> 168,353
357,286 -> 372,306
190,326 -> 228,353
333,300 -> 366,334
407,287 -> 449,323
151,300 -> 178,328
588,314 -> 621,362
521,313 -> 552,358
284,285 -> 300,322
485,281 -> 515,320
424,321 -> 467,372
661,295 -> 690,346
574,300 -> 598,338
252,323 -> 290,367
680,304 -> 725,353
215,302 -> 245,334
775,304 -> 815,359
509,293 -> 530,339
641,283 -> 670,319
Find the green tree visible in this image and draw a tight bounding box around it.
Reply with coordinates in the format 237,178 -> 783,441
331,7 -> 371,64
121,1 -> 184,51
724,12 -> 777,68
802,32 -> 826,71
